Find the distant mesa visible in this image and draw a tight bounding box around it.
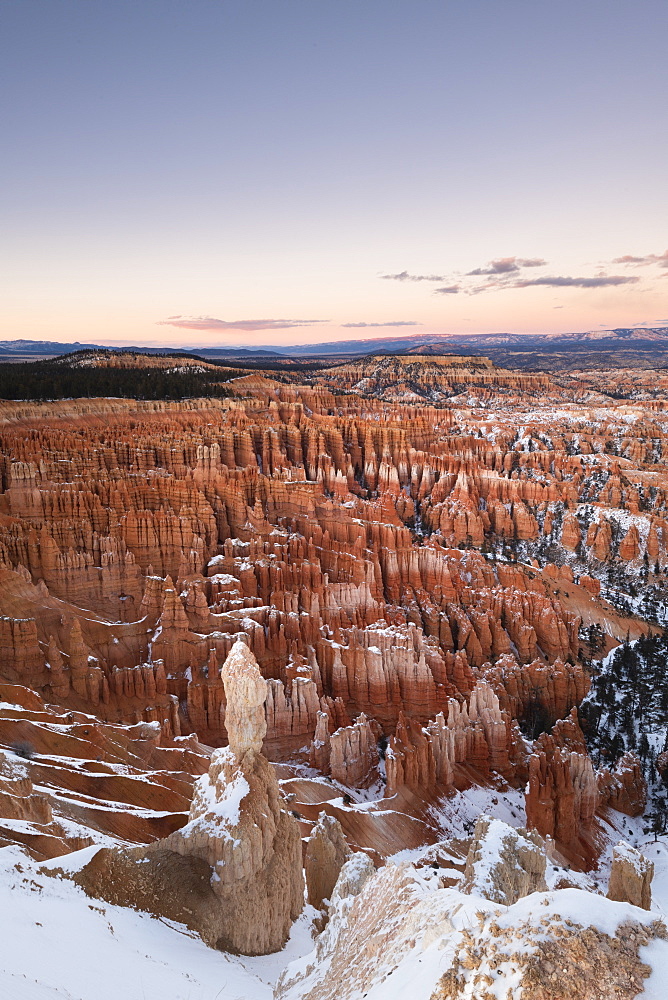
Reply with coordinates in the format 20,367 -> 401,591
397,342 -> 488,357
49,349 -> 229,373
315,350 -> 550,402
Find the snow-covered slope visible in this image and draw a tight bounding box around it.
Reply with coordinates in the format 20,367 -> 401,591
0,845 -> 316,1000
277,856 -> 668,1000
3,827 -> 668,1000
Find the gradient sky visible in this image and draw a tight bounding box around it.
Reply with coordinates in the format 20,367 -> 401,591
2,0 -> 667,347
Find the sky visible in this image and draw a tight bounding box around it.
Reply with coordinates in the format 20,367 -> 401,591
1,0 -> 667,348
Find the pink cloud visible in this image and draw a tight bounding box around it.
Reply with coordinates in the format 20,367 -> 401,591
158,316 -> 324,331
613,250 -> 668,268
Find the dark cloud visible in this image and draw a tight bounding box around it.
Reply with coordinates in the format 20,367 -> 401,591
380,271 -> 445,282
512,275 -> 639,289
381,257 -> 639,299
466,256 -> 547,276
158,316 -> 324,331
381,257 -> 547,292
341,321 -> 420,328
613,250 -> 668,267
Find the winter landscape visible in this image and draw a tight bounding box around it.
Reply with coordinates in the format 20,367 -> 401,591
2,2 -> 668,997
1,347 -> 668,998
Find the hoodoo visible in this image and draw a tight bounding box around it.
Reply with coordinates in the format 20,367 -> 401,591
76,640 -> 304,955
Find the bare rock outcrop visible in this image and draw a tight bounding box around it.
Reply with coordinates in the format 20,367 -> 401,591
461,814 -> 547,905
607,841 -> 653,910
220,638 -> 268,754
305,811 -> 352,910
329,714 -> 381,788
309,711 -> 331,773
156,639 -> 304,953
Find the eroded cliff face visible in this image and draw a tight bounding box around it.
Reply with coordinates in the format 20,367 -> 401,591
310,353 -> 551,404
0,362 -> 664,869
0,680 -> 209,859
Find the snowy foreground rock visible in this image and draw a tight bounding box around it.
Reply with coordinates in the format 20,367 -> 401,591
461,813 -> 548,905
73,640 -> 304,955
277,838 -> 668,1000
608,840 -> 654,910
2,820 -> 668,999
3,638 -> 667,997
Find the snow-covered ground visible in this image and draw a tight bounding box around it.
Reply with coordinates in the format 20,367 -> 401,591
0,844 -> 317,1000
3,828 -> 668,1000
277,849 -> 668,1000
3,815 -> 668,999
428,784 -> 527,839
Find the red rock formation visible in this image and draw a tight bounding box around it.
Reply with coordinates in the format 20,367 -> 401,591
619,524 -> 640,561
384,680 -> 522,797
329,714 -> 381,788
579,574 -> 600,597
0,367 -> 663,866
597,752 -> 646,817
480,654 -> 589,727
588,517 -> 612,561
561,513 -> 581,551
385,712 -> 435,796
525,734 -> 598,848
309,711 -> 332,774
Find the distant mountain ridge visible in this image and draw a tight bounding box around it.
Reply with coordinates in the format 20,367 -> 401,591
1,327 -> 668,361
0,340 -> 284,358
279,327 -> 668,355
